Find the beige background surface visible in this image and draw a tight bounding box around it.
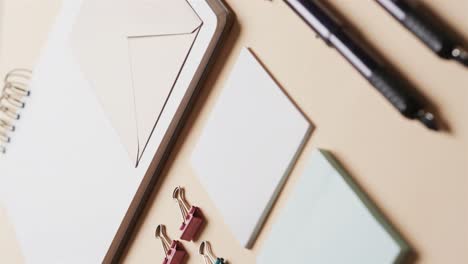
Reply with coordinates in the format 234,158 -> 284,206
1,0 -> 467,263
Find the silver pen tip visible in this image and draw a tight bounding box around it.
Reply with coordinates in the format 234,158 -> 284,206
451,46 -> 468,67
417,110 -> 439,131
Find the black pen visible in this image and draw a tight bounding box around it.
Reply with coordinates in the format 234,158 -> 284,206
376,0 -> 468,67
284,0 -> 439,131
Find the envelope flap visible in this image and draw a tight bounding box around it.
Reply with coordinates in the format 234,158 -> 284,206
123,0 -> 202,37
71,0 -> 204,165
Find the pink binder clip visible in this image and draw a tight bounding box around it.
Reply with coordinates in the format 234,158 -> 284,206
173,186 -> 205,241
155,224 -> 187,264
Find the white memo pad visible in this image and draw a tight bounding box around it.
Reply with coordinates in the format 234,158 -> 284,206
191,48 -> 312,248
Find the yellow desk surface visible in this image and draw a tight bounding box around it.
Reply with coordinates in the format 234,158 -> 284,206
1,0 -> 467,263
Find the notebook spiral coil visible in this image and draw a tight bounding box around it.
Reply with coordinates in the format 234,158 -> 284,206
0,69 -> 32,154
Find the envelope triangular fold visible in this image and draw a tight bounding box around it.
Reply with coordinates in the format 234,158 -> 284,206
71,0 -> 203,166
128,28 -> 200,164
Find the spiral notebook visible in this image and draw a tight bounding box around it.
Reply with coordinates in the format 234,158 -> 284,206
0,0 -> 232,263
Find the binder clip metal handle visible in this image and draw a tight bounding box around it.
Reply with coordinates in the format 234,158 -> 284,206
199,241 -> 226,264
155,225 -> 187,264
173,186 -> 205,241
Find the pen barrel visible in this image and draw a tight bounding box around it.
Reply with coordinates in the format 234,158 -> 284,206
368,70 -> 420,118
401,12 -> 452,58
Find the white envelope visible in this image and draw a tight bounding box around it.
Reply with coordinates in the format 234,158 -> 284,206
72,0 -> 202,166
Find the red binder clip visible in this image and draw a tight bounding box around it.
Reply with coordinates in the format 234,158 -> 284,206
155,224 -> 187,264
173,186 -> 205,241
